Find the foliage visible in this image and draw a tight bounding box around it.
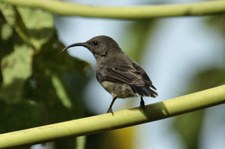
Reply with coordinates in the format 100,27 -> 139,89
0,3 -> 90,148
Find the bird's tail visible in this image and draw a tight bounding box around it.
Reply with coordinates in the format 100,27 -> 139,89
131,85 -> 158,97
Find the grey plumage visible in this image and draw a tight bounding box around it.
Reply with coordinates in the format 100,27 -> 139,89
62,35 -> 158,113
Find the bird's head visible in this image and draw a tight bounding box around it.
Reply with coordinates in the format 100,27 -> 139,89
62,35 -> 121,58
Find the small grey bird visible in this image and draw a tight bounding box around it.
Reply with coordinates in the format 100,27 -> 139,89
62,35 -> 158,113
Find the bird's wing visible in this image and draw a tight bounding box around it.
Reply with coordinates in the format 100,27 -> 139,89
97,62 -> 150,87
96,62 -> 157,97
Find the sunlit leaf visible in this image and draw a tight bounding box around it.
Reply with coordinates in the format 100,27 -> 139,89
0,4 -> 90,149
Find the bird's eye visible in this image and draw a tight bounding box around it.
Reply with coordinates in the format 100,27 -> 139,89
93,41 -> 99,46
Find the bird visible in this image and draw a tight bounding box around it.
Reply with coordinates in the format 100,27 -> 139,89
62,35 -> 158,113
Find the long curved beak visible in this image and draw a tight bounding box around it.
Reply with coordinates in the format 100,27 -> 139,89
61,42 -> 87,52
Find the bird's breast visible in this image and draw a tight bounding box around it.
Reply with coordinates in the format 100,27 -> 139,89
101,81 -> 136,98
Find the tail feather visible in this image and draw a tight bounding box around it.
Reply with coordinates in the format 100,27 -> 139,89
131,85 -> 158,97
149,86 -> 158,97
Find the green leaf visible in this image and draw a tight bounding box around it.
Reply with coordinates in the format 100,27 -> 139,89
17,7 -> 54,50
0,43 -> 32,102
0,4 -> 90,148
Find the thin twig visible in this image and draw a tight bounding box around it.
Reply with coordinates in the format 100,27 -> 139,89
1,0 -> 225,19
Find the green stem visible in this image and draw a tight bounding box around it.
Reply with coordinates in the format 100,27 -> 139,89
0,85 -> 225,148
1,0 -> 225,19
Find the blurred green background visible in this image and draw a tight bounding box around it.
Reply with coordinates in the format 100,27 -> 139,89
0,1 -> 225,149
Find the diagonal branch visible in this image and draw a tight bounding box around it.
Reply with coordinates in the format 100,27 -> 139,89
0,85 -> 225,148
0,0 -> 225,19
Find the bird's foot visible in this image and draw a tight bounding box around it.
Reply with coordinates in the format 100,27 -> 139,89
107,108 -> 114,115
140,97 -> 146,111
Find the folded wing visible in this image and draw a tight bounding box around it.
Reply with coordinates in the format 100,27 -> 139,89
97,62 -> 158,97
